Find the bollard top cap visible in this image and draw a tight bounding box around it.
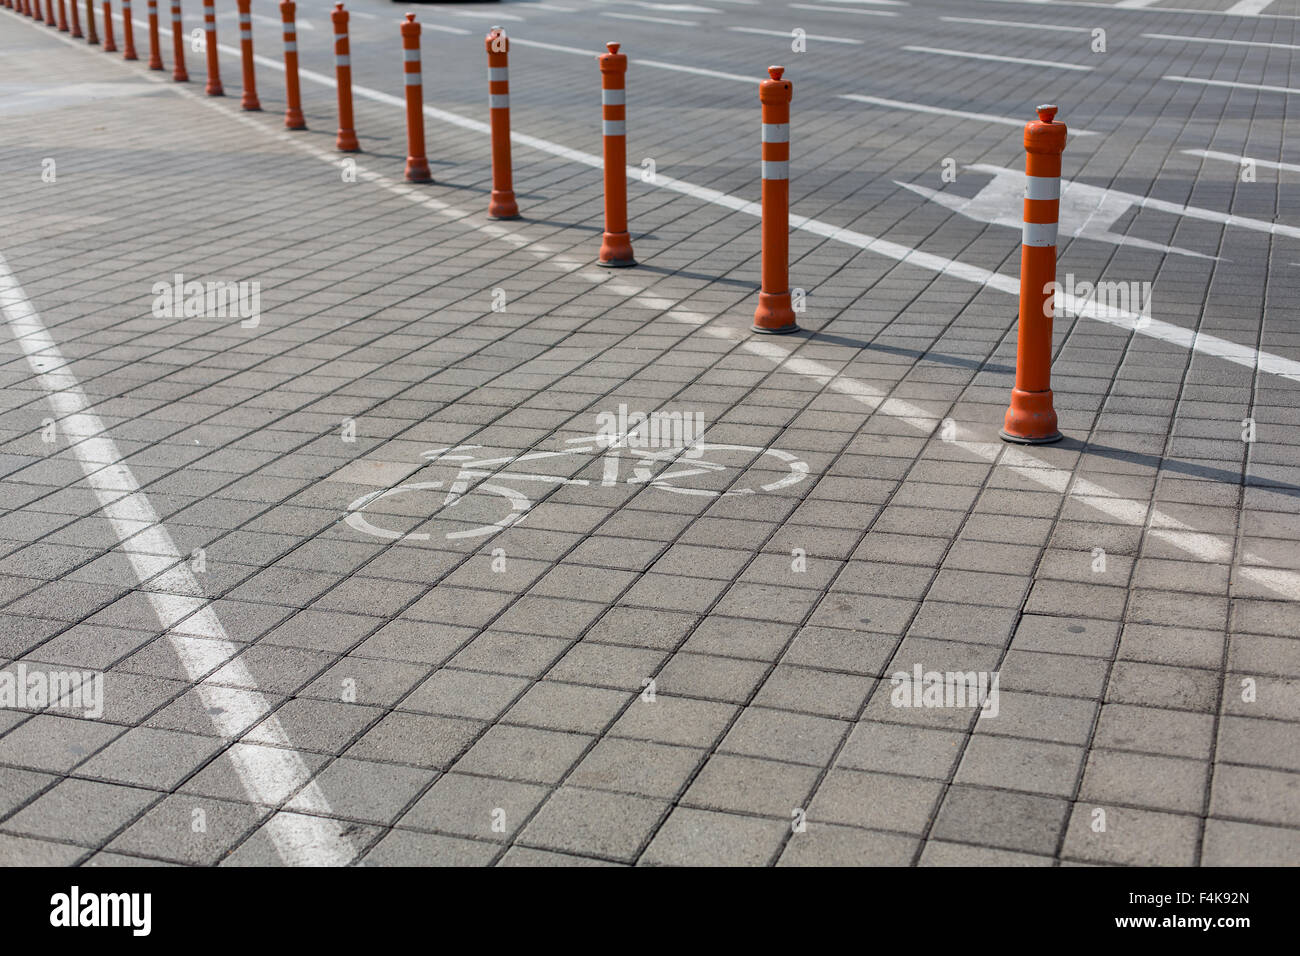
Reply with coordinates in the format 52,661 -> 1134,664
335,2 -> 342,9
759,65 -> 792,104
405,12 -> 415,21
607,41 -> 620,53
1025,103 -> 1066,154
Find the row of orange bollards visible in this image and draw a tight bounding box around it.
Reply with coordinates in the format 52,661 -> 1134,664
6,0 -> 1067,445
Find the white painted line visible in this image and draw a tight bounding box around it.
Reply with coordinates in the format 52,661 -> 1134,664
940,15 -> 1091,32
1144,32 -> 1300,51
533,2 -> 579,10
1115,0 -> 1162,8
123,15 -> 1291,385
789,3 -> 897,15
420,22 -> 473,36
0,252 -> 354,866
602,11 -> 699,24
508,36 -> 754,82
797,0 -> 906,5
593,0 -> 720,10
1164,75 -> 1300,95
731,25 -> 862,42
840,92 -> 1099,135
974,0 -> 1300,19
1184,149 -> 1300,174
903,45 -> 1094,71
442,9 -> 527,22
1226,0 -> 1274,13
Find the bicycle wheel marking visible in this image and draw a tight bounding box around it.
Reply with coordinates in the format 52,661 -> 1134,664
342,437 -> 811,543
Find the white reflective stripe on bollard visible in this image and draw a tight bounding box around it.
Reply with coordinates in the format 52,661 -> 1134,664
1023,222 -> 1058,246
602,119 -> 625,136
762,123 -> 789,142
1024,175 -> 1060,200
762,160 -> 789,180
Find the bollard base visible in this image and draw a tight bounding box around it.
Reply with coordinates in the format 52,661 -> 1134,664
285,111 -> 307,131
488,190 -> 520,220
1000,388 -> 1062,444
207,87 -> 224,97
242,99 -> 262,112
999,428 -> 1063,445
753,291 -> 799,335
405,157 -> 433,183
599,231 -> 635,268
337,130 -> 361,152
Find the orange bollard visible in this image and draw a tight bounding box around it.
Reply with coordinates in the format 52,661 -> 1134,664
84,0 -> 98,44
169,0 -> 188,81
236,0 -> 259,110
44,0 -> 55,26
485,26 -> 519,219
281,0 -> 306,129
201,0 -> 221,95
120,0 -> 137,60
332,3 -> 359,151
101,0 -> 116,50
1001,104 -> 1067,445
401,14 -> 431,182
56,0 -> 67,31
753,65 -> 798,334
146,0 -> 162,69
597,41 -> 634,267
69,0 -> 81,37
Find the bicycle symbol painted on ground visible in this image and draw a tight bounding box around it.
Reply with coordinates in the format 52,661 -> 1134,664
343,430 -> 810,543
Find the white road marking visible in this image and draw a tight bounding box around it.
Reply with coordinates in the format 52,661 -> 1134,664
1226,0 -> 1274,14
904,162 -> 1300,249
788,3 -> 897,15
903,44 -> 1094,70
443,9 -> 527,22
731,25 -> 863,42
1164,75 -> 1300,95
418,22 -> 473,36
123,15 -> 1300,385
0,252 -> 354,866
840,93 -> 1099,135
1114,0 -> 1162,8
975,0 -> 1300,17
602,11 -> 699,25
1144,31 -> 1300,50
533,3 -> 579,10
940,15 -> 1091,31
1184,149 -> 1300,174
800,0 -> 906,5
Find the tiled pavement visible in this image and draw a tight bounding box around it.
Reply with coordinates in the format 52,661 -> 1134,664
0,0 -> 1297,866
